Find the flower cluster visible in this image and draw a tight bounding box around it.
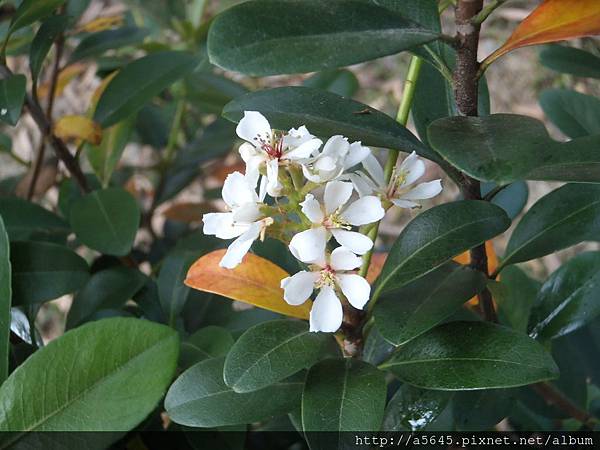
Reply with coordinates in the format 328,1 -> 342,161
203,111 -> 442,332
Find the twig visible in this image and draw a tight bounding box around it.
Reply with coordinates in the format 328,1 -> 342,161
532,382 -> 599,429
471,0 -> 508,25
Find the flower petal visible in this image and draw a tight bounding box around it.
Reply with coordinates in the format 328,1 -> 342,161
236,111 -> 271,144
309,286 -> 343,333
331,229 -> 373,255
362,153 -> 385,187
341,196 -> 385,226
285,138 -> 322,160
344,142 -> 371,169
391,198 -> 420,209
222,171 -> 258,208
219,222 -> 262,269
300,194 -> 325,224
337,274 -> 371,310
265,159 -> 283,197
398,152 -> 425,187
289,226 -> 328,263
203,212 -> 247,239
281,271 -> 318,306
232,202 -> 261,223
322,135 -> 350,158
330,246 -> 362,271
324,180 -> 353,214
401,180 -> 443,200
345,172 -> 377,197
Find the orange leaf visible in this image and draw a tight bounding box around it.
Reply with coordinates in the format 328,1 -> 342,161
163,202 -> 213,223
37,63 -> 88,99
75,15 -> 124,33
484,0 -> 600,67
89,71 -> 118,114
185,250 -> 311,320
53,115 -> 103,145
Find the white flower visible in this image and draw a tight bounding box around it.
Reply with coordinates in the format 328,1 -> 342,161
203,171 -> 272,269
237,111 -> 322,197
281,247 -> 370,332
289,180 -> 384,263
349,152 -> 442,208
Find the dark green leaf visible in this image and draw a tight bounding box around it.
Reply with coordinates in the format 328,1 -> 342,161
362,325 -> 395,366
94,51 -> 197,127
224,320 -> 330,393
0,134 -> 11,153
540,45 -> 600,79
0,74 -> 26,126
165,357 -> 303,427
69,188 -> 140,256
552,316 -> 600,385
158,250 -> 198,327
481,181 -> 529,220
373,0 -> 439,31
382,385 -> 452,431
186,72 -> 248,114
0,196 -> 70,241
223,86 -> 437,162
428,114 -> 600,184
539,89 -> 600,138
373,200 -> 510,299
0,317 -> 178,442
503,183 -> 600,266
207,0 -> 438,76
71,27 -> 149,62
453,389 -> 514,431
8,0 -> 65,36
381,321 -> 558,390
302,69 -> 359,98
374,262 -> 487,345
0,216 -> 10,383
66,266 -> 146,329
11,241 -> 89,305
29,15 -> 68,84
302,358 -> 386,448
530,252 -> 600,340
180,326 -> 234,369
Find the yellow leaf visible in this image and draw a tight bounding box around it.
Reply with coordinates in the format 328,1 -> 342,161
37,63 -> 88,99
484,0 -> 600,67
185,250 -> 311,320
76,15 -> 124,33
89,71 -> 119,114
54,115 -> 103,145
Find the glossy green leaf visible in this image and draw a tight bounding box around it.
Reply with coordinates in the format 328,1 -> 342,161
0,197 -> 70,241
158,250 -> 200,327
70,188 -> 140,256
552,316 -> 600,385
186,72 -> 248,115
302,359 -> 386,448
488,266 -> 539,332
481,181 -> 529,220
428,114 -> 600,185
66,266 -> 146,329
503,183 -> 600,267
10,241 -> 89,305
7,0 -> 65,36
362,325 -> 395,367
0,74 -> 26,126
224,320 -> 330,393
0,216 -> 10,383
71,27 -> 149,62
207,0 -> 438,76
180,326 -> 234,369
165,357 -> 303,427
380,321 -> 559,390
29,15 -> 69,84
302,69 -> 359,98
94,51 -> 197,127
453,389 -> 514,431
540,45 -> 600,79
382,385 -> 452,432
373,200 -> 510,299
223,86 -> 437,162
530,252 -> 600,340
374,263 -> 487,345
539,89 -> 600,138
0,318 -> 178,441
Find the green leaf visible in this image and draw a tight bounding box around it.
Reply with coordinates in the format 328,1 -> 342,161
69,188 -> 140,256
428,114 -> 600,185
207,0 -> 438,76
452,389 -> 514,431
7,0 -> 66,36
481,181 -> 529,220
158,250 -> 198,327
11,241 -> 89,305
186,72 -> 248,115
0,317 -> 178,442
223,86 -> 437,162
488,266 -> 539,333
503,183 -> 600,267
302,69 -> 359,98
540,45 -> 600,79
0,74 -> 26,126
224,320 -> 330,393
382,385 -> 452,432
0,196 -> 70,241
529,252 -> 600,341
0,216 -> 10,384
70,27 -> 149,62
302,359 -> 386,448
373,200 -> 510,300
66,266 -> 147,329
165,357 -> 303,427
380,321 -> 559,390
94,51 -> 197,127
29,15 -> 69,84
374,262 -> 487,345
539,89 -> 600,138
180,326 -> 234,369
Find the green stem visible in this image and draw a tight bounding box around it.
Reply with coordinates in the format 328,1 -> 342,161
471,0 -> 507,25
163,96 -> 186,167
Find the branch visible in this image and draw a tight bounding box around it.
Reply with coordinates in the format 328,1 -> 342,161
471,0 -> 508,25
